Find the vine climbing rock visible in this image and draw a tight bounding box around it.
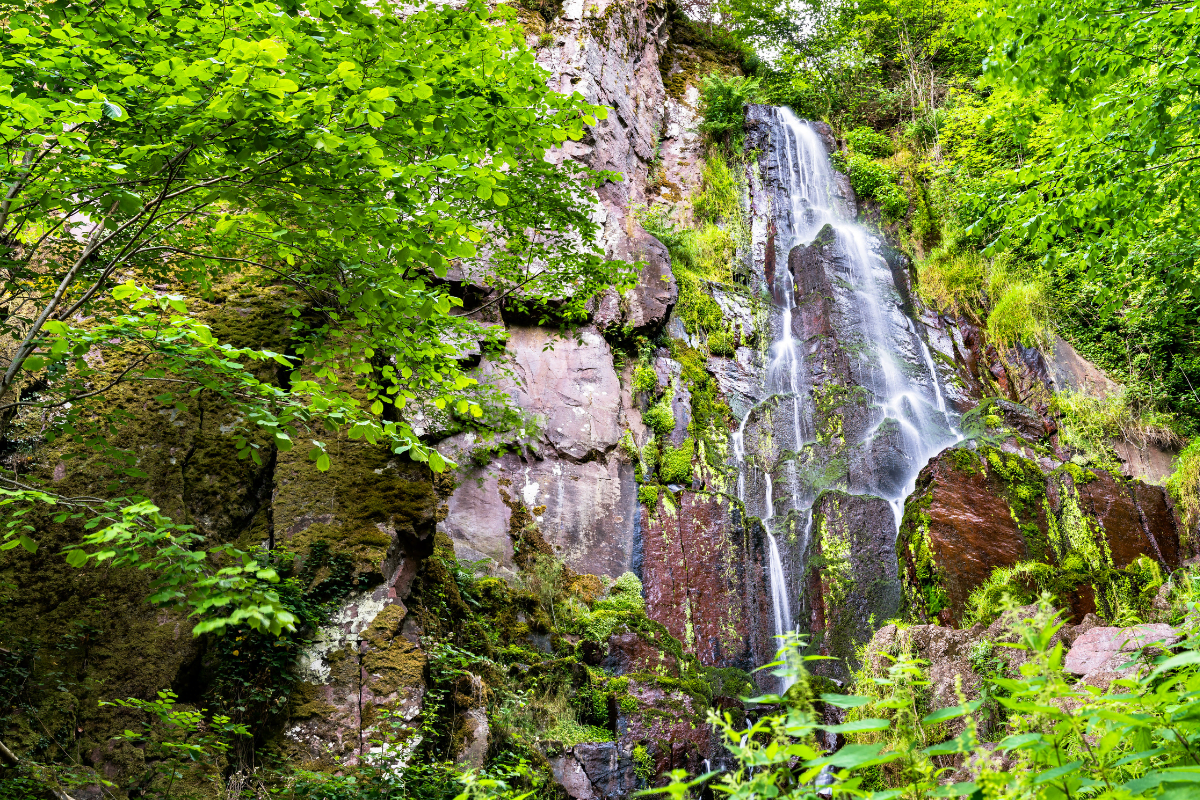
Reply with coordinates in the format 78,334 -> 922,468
897,435 -> 1184,627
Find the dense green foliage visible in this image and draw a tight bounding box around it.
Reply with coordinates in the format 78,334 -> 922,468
0,0 -> 622,634
718,0 -> 1200,445
642,589 -> 1200,800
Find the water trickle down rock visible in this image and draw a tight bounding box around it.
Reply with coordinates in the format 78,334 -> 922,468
735,105 -> 961,682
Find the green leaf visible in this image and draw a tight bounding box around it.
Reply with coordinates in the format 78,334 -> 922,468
316,453 -> 331,472
922,700 -> 983,724
805,743 -> 890,769
1032,761 -> 1083,785
817,718 -> 891,733
65,549 -> 88,567
1147,650 -> 1200,680
819,693 -> 873,709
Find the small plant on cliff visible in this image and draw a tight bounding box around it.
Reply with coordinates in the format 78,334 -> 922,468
697,73 -> 761,150
103,690 -> 250,800
644,398 -> 677,436
1052,388 -> 1181,471
1169,438 -> 1200,538
693,152 -> 741,224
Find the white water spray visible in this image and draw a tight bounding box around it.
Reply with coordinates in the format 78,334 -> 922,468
743,107 -> 960,690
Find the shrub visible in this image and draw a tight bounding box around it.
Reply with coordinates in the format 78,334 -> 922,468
608,571 -> 644,605
638,206 -> 698,271
693,152 -> 740,224
916,234 -> 987,314
643,398 -> 675,435
708,329 -> 735,356
637,484 -> 660,507
656,591 -> 1200,800
675,270 -> 726,335
876,182 -> 909,220
695,223 -> 736,280
834,152 -> 908,219
903,108 -> 947,149
543,719 -> 612,746
845,125 -> 895,158
636,207 -> 729,336
1053,388 -> 1181,470
632,745 -> 654,781
845,154 -> 897,198
632,364 -> 658,395
986,280 -> 1048,348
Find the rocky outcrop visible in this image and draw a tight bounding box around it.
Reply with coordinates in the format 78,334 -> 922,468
861,607 -> 1103,742
437,0 -> 691,586
438,325 -> 642,579
595,229 -> 679,333
897,429 -> 1183,627
549,742 -> 640,800
281,452 -> 436,767
803,491 -> 902,680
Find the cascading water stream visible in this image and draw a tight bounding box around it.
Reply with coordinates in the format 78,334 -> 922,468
742,107 -> 960,689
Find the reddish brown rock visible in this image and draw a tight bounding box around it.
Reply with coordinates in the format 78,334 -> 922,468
898,446 -> 1047,626
639,492 -> 774,670
601,632 -> 680,677
614,678 -> 716,783
898,443 -> 1183,627
1059,468 -> 1180,567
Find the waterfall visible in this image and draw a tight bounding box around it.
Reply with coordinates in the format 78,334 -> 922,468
742,107 -> 959,689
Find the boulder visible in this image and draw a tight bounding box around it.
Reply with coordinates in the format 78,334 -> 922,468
548,743 -> 639,800
1063,624 -> 1180,677
897,442 -> 1183,627
453,673 -> 490,768
503,326 -> 624,461
614,678 -> 718,784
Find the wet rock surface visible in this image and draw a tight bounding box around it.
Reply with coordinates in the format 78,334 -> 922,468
804,491 -> 903,680
898,434 -> 1183,627
640,492 -> 773,670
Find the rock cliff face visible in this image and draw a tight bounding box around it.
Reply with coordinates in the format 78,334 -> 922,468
2,1 -> 1190,797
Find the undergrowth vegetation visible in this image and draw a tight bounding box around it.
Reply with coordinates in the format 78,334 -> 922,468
645,583 -> 1200,800
1052,390 -> 1182,472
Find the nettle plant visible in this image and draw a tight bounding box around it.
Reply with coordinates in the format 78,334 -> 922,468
0,0 -> 626,635
640,591 -> 1200,800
